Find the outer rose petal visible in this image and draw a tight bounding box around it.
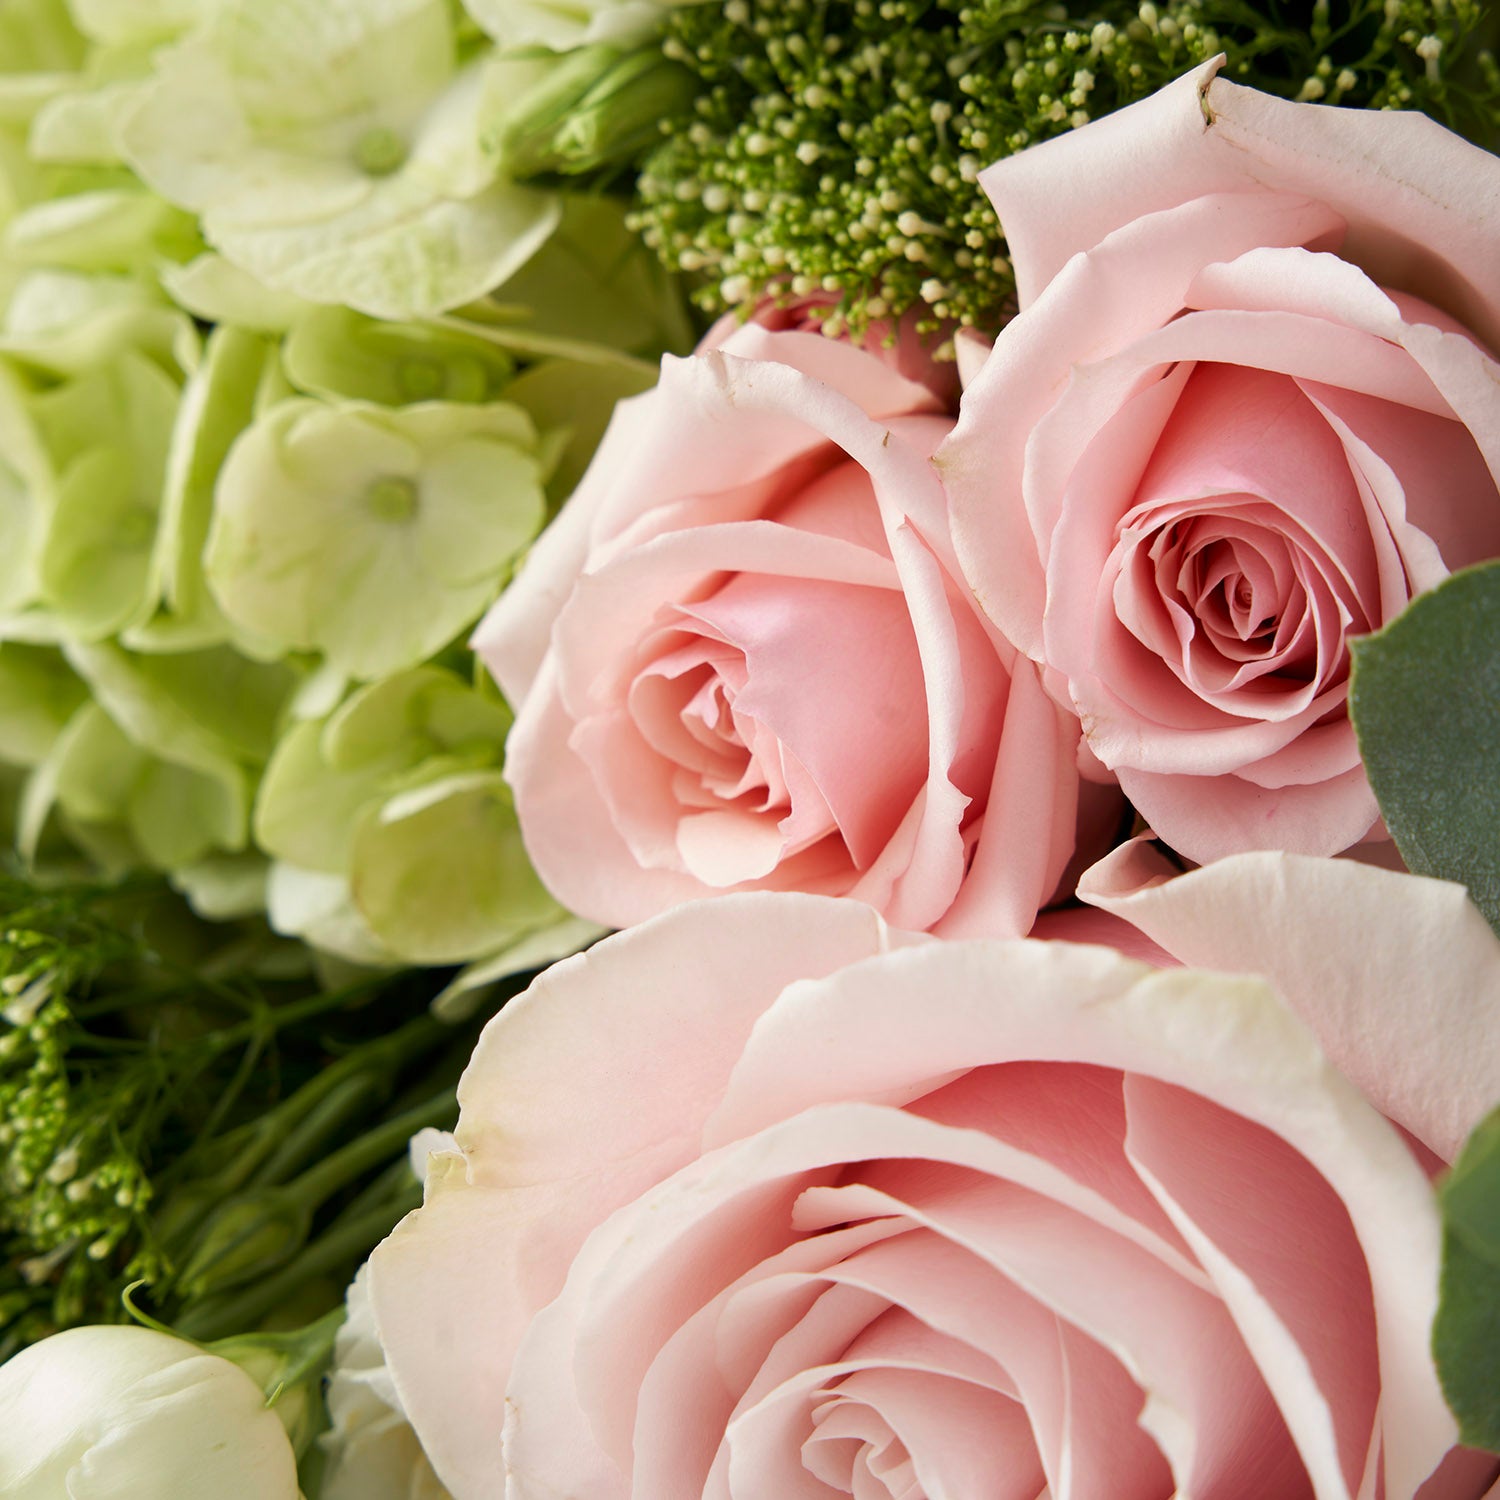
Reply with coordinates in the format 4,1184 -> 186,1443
988,56 -> 1500,348
372,895 -> 1475,1500
1076,839 -> 1500,1161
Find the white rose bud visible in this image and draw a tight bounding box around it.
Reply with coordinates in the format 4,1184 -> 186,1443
0,1325 -> 300,1499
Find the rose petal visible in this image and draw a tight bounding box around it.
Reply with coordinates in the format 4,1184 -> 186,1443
1077,842 -> 1500,1161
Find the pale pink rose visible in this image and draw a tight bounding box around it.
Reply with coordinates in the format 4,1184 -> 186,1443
474,320 -> 1111,937
939,57 -> 1500,864
368,891 -> 1500,1500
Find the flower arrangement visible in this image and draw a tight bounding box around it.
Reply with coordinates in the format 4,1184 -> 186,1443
3,0 -> 1500,1497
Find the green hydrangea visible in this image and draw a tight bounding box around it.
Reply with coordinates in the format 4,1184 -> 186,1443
118,0 -> 565,318
255,666 -> 585,971
0,0 -> 695,971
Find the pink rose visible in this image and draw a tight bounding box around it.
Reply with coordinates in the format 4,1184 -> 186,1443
368,890 -> 1500,1499
940,57 -> 1500,864
475,320 -> 1108,936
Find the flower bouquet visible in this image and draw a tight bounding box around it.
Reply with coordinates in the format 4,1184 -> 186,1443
3,0 -> 1500,1496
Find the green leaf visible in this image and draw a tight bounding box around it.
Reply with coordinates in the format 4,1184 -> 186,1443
474,193 -> 694,358
1434,1103 -> 1500,1451
505,355 -> 656,502
1350,561 -> 1500,936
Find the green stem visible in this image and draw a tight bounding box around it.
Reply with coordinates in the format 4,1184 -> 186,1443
282,1089 -> 457,1210
176,1189 -> 422,1342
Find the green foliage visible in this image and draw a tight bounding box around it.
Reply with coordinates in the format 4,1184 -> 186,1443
1433,1103 -> 1500,1451
1350,562 -> 1500,937
633,0 -> 1500,343
0,870 -> 478,1360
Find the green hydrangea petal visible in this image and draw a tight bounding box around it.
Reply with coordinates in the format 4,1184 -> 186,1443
282,304 -> 515,407
0,644 -> 87,766
4,188 -> 194,271
206,399 -> 545,678
67,0 -> 206,47
126,323 -> 277,652
254,717 -> 407,874
320,665 -> 510,768
160,253 -> 313,333
63,639 -> 301,769
350,767 -> 560,963
215,170 -> 561,322
460,0 -> 698,49
0,268 -> 196,379
35,351 -> 178,639
170,852 -> 271,921
126,753 -> 245,866
430,913 -> 606,1021
0,362 -> 53,618
266,861 -> 399,967
120,0 -> 562,317
0,0 -> 87,76
46,700 -> 245,871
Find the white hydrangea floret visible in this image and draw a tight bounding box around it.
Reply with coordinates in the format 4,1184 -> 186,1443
118,0 -> 561,318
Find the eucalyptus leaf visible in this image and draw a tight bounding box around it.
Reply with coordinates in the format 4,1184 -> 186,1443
1433,1103 -> 1500,1451
1350,562 -> 1500,935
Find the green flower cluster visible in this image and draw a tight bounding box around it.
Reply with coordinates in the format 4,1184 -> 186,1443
0,871 -> 479,1358
633,0 -> 1500,343
0,0 -> 693,975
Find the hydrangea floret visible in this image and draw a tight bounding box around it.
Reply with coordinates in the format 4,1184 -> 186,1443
118,0 -> 563,318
